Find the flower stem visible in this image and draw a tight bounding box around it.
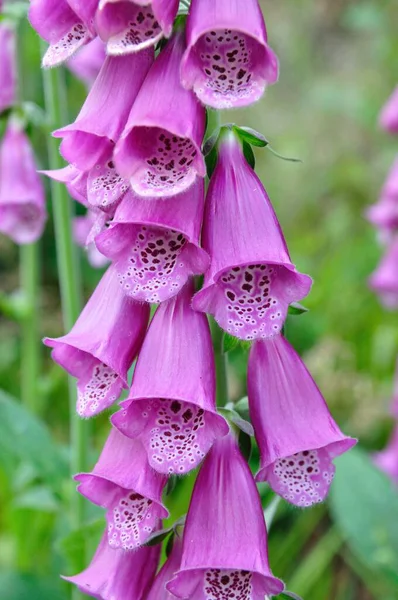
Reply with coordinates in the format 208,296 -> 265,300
20,242 -> 40,412
41,61 -> 87,571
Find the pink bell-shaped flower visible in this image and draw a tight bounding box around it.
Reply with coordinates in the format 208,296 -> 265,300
248,335 -> 356,507
369,237 -> 398,309
112,280 -> 228,475
114,29 -> 206,198
146,536 -> 183,599
0,24 -> 17,114
373,426 -> 398,484
96,181 -> 209,303
193,129 -> 312,340
366,157 -> 398,238
379,86 -> 398,135
0,120 -> 46,244
40,165 -> 89,206
181,0 -> 279,109
96,0 -> 179,55
44,266 -> 150,417
67,37 -> 106,87
167,434 -> 285,599
73,209 -> 110,269
75,428 -> 168,550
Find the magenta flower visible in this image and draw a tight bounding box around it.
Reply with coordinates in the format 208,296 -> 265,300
192,130 -> 312,340
366,157 -> 398,237
373,426 -> 398,484
248,335 -> 356,507
114,30 -> 206,198
67,37 -> 106,87
0,24 -> 16,114
379,86 -> 398,134
96,181 -> 209,303
41,165 -> 89,206
369,237 -> 398,309
0,120 -> 46,245
64,529 -> 160,598
181,0 -> 279,109
87,157 -> 129,212
44,266 -> 150,417
146,537 -> 182,600
28,0 -> 97,68
112,280 -> 228,475
73,209 -> 110,269
53,50 -> 153,172
96,0 -> 179,55
167,434 -> 284,599
75,428 -> 168,550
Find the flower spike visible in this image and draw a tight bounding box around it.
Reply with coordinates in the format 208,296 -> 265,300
369,237 -> 398,309
0,24 -> 17,114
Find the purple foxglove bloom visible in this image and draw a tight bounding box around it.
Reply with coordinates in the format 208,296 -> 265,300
248,335 -> 356,507
181,0 -> 279,110
96,0 -> 179,56
192,131 -> 312,340
366,157 -> 398,236
373,426 -> 398,484
67,37 -> 106,87
0,24 -> 17,114
87,157 -> 129,212
114,30 -> 206,198
73,209 -> 110,269
64,529 -> 160,598
40,165 -> 89,206
146,536 -> 183,600
369,237 -> 398,309
379,86 -> 398,134
0,120 -> 46,244
167,434 -> 284,599
29,0 -> 97,68
112,280 -> 228,474
96,181 -> 209,303
44,266 -> 150,417
75,428 -> 168,550
53,50 -> 153,172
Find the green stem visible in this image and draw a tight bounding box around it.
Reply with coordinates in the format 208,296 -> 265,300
210,320 -> 229,407
41,61 -> 87,579
20,242 -> 40,412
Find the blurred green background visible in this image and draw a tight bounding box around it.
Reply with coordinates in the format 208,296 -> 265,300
0,0 -> 397,599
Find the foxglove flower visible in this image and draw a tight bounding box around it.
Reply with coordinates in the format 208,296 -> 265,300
73,209 -> 110,269
87,157 -> 129,212
167,435 -> 284,599
75,429 -> 168,550
41,165 -> 88,206
96,181 -> 209,303
64,529 -> 160,598
114,30 -> 206,197
366,157 -> 398,237
112,280 -> 228,474
192,130 -> 312,340
369,237 -> 398,309
53,50 -> 153,172
248,335 -> 356,507
44,266 -> 150,417
67,37 -> 106,86
0,24 -> 16,114
0,120 -> 46,244
379,86 -> 398,134
181,0 -> 279,109
96,0 -> 179,55
147,536 -> 183,600
373,426 -> 398,484
29,0 -> 97,68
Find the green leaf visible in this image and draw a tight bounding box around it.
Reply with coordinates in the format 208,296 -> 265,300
242,140 -> 255,169
233,125 -> 269,147
0,572 -> 67,600
288,302 -> 309,316
0,390 -> 68,486
330,447 -> 398,581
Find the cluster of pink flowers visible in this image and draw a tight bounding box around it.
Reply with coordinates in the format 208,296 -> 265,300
369,87 -> 398,485
31,0 -> 356,598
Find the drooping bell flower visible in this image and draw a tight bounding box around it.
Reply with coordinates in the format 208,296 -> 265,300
87,157 -> 129,212
0,120 -> 46,245
369,237 -> 398,309
44,266 -> 150,417
114,29 -> 206,198
192,130 -> 312,340
53,49 -> 153,172
146,536 -> 183,600
73,209 -> 110,269
247,335 -> 356,507
75,428 -> 168,550
181,0 -> 279,109
366,157 -> 398,238
167,435 -> 284,599
63,529 -> 160,599
379,86 -> 398,134
28,0 -> 97,68
0,24 -> 17,114
373,427 -> 398,484
112,280 -> 228,475
67,37 -> 106,87
40,165 -> 88,206
96,180 -> 209,303
96,0 -> 179,56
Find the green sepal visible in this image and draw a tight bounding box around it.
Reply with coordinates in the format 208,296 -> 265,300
288,302 -> 309,316
234,396 -> 250,422
232,125 -> 269,147
145,527 -> 173,547
219,406 -> 254,437
165,474 -> 178,496
279,592 -> 304,600
238,429 -> 252,462
242,140 -> 255,169
222,332 -> 251,354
